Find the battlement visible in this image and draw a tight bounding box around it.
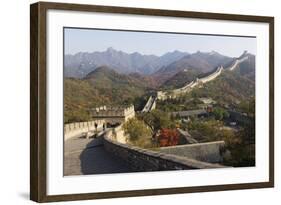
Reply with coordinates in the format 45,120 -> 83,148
91,105 -> 134,117
90,105 -> 135,124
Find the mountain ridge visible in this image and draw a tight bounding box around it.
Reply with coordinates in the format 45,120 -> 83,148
64,52 -> 255,123
64,47 -> 189,78
152,51 -> 235,85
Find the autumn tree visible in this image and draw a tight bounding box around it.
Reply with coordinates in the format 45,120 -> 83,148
158,128 -> 180,147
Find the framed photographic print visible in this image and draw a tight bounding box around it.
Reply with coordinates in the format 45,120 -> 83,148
30,1 -> 274,202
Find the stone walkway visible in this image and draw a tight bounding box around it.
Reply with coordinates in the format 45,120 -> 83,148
64,136 -> 132,176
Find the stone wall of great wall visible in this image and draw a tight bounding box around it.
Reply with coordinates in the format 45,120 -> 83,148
91,105 -> 135,118
199,66 -> 223,83
157,53 -> 250,101
103,126 -> 225,171
141,96 -> 157,112
64,120 -> 105,141
228,56 -> 249,71
158,141 -> 225,163
157,66 -> 224,100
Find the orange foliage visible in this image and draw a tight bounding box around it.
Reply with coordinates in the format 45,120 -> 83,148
158,128 -> 179,147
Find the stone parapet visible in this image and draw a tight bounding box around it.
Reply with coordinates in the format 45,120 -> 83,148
64,120 -> 105,141
90,105 -> 135,122
103,128 -> 225,171
158,141 -> 225,163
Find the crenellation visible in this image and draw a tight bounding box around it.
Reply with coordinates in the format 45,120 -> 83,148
64,119 -> 106,140
90,105 -> 135,125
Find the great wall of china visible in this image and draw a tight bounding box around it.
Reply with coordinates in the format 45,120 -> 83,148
64,121 -> 226,175
157,55 -> 248,101
144,52 -> 249,112
64,51 -> 250,174
157,66 -> 224,100
141,96 -> 157,112
228,56 -> 249,71
103,125 -> 225,171
64,120 -> 106,140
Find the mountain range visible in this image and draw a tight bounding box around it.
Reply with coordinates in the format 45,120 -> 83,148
64,47 -> 188,78
64,49 -> 255,123
64,48 -> 242,85
153,50 -> 234,85
161,52 -> 255,89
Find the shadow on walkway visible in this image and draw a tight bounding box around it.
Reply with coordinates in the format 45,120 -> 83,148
80,137 -> 132,175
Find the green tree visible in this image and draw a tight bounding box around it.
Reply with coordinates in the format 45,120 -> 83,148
222,128 -> 255,167
213,108 -> 229,120
122,118 -> 151,142
141,109 -> 175,133
188,119 -> 225,142
238,97 -> 255,117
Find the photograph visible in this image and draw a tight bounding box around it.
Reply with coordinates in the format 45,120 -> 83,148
29,2 -> 274,202
63,28 -> 256,176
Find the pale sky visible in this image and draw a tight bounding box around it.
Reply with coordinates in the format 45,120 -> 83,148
64,28 -> 256,58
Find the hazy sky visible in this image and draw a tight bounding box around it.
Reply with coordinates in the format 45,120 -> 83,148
64,28 -> 256,57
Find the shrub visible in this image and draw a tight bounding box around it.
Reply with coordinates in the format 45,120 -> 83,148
122,118 -> 151,142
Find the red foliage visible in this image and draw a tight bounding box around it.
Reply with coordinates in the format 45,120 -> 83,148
158,128 -> 179,147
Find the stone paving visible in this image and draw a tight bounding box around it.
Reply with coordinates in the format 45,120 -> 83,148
64,136 -> 132,176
